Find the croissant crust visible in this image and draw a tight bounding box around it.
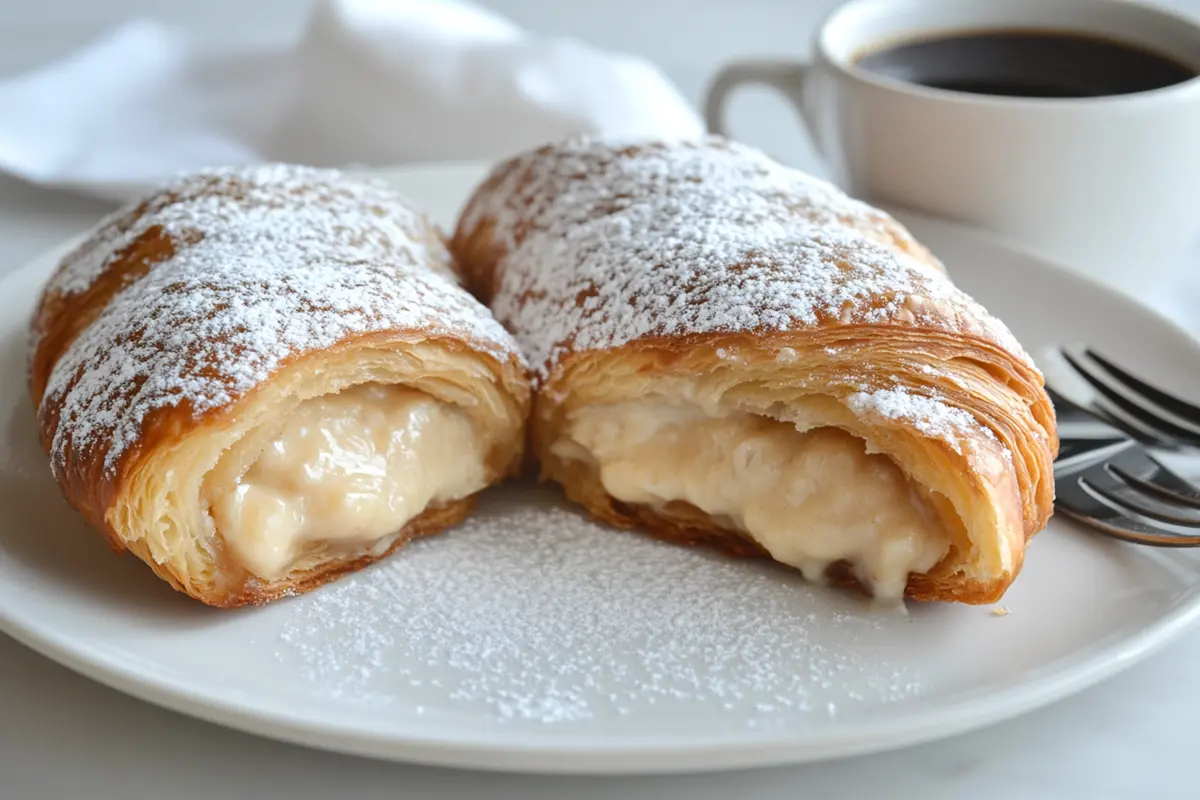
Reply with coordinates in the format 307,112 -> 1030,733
30,164 -> 530,606
453,136 -> 1057,604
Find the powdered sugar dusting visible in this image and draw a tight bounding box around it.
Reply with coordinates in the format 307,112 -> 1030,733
459,136 -> 1031,380
275,485 -> 929,726
40,164 -> 522,476
49,164 -> 454,299
848,388 -> 1003,458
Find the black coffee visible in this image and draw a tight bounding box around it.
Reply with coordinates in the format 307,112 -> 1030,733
855,30 -> 1197,98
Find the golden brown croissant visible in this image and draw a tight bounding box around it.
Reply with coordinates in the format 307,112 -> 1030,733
453,136 -> 1057,604
28,164 -> 530,607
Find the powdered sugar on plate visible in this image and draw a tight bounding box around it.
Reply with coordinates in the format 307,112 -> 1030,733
36,164 -> 522,477
275,483 -> 929,728
458,136 -> 1032,381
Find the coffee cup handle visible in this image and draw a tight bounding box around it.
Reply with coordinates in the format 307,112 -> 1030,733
704,60 -> 817,151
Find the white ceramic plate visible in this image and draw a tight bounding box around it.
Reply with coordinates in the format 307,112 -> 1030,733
2,164 -> 1200,776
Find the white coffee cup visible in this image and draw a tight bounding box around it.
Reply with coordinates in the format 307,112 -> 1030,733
705,0 -> 1200,294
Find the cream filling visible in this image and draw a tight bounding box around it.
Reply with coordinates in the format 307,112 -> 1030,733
560,403 -> 952,601
204,384 -> 487,580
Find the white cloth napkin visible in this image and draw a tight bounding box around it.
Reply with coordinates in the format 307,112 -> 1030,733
0,0 -> 703,201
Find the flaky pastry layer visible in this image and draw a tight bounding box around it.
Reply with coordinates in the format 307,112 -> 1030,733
453,136 -> 1057,604
29,165 -> 530,606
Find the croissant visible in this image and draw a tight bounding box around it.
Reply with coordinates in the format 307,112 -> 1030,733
28,165 -> 530,607
453,136 -> 1058,604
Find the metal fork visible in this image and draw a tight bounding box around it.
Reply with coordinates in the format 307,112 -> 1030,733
1051,386 -> 1200,546
1055,345 -> 1200,450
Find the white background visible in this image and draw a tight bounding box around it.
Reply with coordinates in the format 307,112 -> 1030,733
1,1 -> 1198,797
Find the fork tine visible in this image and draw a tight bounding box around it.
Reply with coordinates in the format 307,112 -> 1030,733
1057,481 -> 1200,545
1059,391 -> 1183,451
1047,387 -> 1129,436
1044,387 -> 1172,456
1057,436 -> 1131,464
1085,348 -> 1200,426
1105,446 -> 1200,507
1061,349 -> 1200,448
1056,475 -> 1200,547
1078,469 -> 1200,527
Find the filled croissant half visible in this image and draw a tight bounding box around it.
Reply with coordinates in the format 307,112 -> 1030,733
453,135 -> 1058,604
28,165 -> 530,607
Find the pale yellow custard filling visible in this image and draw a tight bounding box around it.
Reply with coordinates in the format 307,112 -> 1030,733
560,403 -> 951,601
204,384 -> 487,579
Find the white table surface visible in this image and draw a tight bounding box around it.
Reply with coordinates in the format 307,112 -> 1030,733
3,1 -> 1200,797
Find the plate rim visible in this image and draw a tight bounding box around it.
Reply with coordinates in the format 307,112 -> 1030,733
3,573 -> 1199,775
3,162 -> 1200,775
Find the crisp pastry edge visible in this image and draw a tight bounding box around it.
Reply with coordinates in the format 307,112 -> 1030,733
122,495 -> 480,608
527,337 -> 1049,606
